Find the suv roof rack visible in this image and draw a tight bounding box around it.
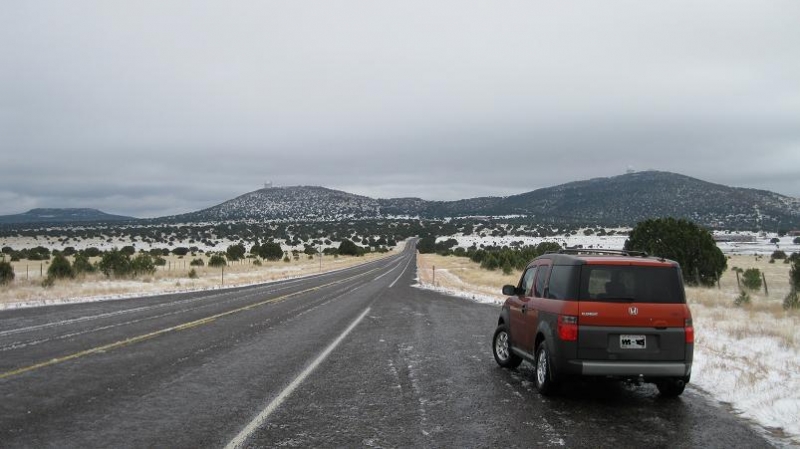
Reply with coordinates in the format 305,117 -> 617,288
549,248 -> 649,257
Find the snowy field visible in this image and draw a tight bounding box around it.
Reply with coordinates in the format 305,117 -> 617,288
690,297 -> 800,447
445,229 -> 800,256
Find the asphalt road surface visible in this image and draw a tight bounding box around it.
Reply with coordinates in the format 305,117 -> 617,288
0,242 -> 779,448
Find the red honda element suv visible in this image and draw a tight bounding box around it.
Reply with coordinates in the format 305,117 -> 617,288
492,249 -> 693,397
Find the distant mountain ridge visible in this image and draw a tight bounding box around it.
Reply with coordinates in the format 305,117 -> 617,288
498,171 -> 800,228
0,208 -> 134,225
3,171 -> 799,229
171,171 -> 800,229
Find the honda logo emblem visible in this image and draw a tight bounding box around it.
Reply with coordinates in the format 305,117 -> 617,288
628,307 -> 639,316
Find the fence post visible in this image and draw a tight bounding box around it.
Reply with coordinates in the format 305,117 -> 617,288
432,265 -> 436,286
762,272 -> 769,296
735,271 -> 741,289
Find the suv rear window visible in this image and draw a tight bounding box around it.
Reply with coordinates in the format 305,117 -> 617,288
578,265 -> 685,304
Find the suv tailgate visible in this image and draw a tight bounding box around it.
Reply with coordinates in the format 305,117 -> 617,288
577,302 -> 689,361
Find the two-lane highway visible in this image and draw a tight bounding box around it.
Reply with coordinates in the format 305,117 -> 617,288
0,242 -> 777,448
1,245 -> 414,448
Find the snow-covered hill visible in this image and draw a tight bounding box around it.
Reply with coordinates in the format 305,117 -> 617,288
174,186 -> 382,222
165,171 -> 800,229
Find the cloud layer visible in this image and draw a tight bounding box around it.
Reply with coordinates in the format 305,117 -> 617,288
2,1 -> 799,217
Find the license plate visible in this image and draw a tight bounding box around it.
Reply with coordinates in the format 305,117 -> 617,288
620,335 -> 646,349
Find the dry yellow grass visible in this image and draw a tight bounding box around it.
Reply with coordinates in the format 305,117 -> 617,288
1,245 -> 403,307
416,253 -> 517,301
719,254 -> 794,298
687,255 -> 800,351
690,254 -> 797,324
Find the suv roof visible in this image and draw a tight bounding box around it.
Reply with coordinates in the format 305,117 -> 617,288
537,249 -> 679,268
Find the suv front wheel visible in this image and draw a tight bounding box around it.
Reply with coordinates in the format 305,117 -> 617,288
492,325 -> 522,369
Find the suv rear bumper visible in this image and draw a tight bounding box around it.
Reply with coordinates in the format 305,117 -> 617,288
567,360 -> 691,377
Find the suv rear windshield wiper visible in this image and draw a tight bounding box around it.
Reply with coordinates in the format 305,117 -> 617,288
596,297 -> 637,303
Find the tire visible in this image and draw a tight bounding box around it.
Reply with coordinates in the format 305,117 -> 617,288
492,325 -> 522,369
534,341 -> 557,395
656,378 -> 686,397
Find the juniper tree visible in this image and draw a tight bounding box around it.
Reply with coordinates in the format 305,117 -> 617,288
624,218 -> 726,287
47,254 -> 75,280
0,261 -> 14,285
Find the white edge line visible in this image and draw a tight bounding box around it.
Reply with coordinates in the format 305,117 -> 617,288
389,256 -> 414,288
225,306 -> 372,449
372,258 -> 404,282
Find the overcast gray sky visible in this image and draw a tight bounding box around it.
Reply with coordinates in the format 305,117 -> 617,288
2,1 -> 799,218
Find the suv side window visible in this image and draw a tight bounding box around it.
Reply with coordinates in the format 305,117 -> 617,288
520,266 -> 538,296
546,265 -> 579,300
533,264 -> 550,298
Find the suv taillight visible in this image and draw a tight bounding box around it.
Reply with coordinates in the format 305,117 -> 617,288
685,318 -> 694,343
558,315 -> 578,341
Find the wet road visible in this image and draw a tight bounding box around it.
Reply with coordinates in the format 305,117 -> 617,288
0,242 -> 778,448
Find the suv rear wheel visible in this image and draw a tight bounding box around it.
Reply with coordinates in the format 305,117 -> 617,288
492,325 -> 522,369
535,342 -> 558,395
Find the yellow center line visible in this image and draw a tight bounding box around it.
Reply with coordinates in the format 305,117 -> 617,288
0,265 -> 384,381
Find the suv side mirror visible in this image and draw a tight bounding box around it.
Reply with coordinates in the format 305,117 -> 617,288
502,285 -> 519,296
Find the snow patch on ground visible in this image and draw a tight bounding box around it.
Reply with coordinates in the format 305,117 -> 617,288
441,230 -> 800,256
411,282 -> 504,306
445,233 -> 630,252
692,312 -> 800,444
714,232 -> 800,256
